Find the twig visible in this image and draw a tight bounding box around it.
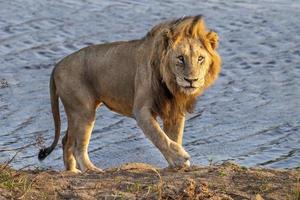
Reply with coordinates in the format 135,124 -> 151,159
187,109 -> 206,121
148,168 -> 163,200
0,150 -> 21,172
0,143 -> 35,172
18,164 -> 36,171
0,143 -> 36,152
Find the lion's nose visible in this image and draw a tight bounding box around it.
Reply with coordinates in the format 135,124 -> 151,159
184,77 -> 198,84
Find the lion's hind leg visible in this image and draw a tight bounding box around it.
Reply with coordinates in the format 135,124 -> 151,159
62,128 -> 81,173
65,107 -> 103,173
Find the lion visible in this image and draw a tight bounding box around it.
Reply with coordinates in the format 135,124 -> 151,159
38,15 -> 221,173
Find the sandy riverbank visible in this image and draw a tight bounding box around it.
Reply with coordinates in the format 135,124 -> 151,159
0,162 -> 299,200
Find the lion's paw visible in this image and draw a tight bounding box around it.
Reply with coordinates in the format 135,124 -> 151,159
65,168 -> 82,174
84,166 -> 104,173
166,141 -> 190,168
79,163 -> 104,173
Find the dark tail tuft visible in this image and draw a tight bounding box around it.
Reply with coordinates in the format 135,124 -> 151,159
38,68 -> 61,161
38,147 -> 53,161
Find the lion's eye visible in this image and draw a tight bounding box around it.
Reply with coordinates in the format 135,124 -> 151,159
177,55 -> 185,64
198,56 -> 205,63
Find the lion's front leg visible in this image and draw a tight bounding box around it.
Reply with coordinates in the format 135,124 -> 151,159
134,107 -> 190,168
163,115 -> 185,146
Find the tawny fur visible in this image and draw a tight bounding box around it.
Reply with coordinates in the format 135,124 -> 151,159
38,15 -> 221,173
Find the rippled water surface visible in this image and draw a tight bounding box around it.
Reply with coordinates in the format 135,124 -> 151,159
0,0 -> 300,170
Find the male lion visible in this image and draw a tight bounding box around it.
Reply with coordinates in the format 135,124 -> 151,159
38,15 -> 221,173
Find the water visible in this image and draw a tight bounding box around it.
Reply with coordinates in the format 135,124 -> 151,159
0,0 -> 299,170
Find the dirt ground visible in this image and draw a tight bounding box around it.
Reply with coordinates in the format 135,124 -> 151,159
0,162 -> 299,200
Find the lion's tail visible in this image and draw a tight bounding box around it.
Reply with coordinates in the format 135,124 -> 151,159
38,69 -> 61,161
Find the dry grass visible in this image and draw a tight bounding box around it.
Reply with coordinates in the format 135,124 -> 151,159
0,165 -> 32,199
0,162 -> 299,200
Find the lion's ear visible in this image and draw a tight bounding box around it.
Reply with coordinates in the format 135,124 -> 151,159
206,31 -> 219,50
150,29 -> 172,68
160,29 -> 173,49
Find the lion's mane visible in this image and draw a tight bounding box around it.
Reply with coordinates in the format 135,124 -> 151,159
144,15 -> 221,120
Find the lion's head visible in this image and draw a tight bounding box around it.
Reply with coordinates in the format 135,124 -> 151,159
147,15 -> 221,118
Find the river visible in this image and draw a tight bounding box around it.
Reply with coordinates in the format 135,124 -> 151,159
0,0 -> 299,170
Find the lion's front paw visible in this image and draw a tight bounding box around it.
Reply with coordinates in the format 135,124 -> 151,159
165,141 -> 190,168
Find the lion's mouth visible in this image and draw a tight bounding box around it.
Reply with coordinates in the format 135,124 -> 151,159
183,86 -> 197,89
176,77 -> 203,94
181,85 -> 199,94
